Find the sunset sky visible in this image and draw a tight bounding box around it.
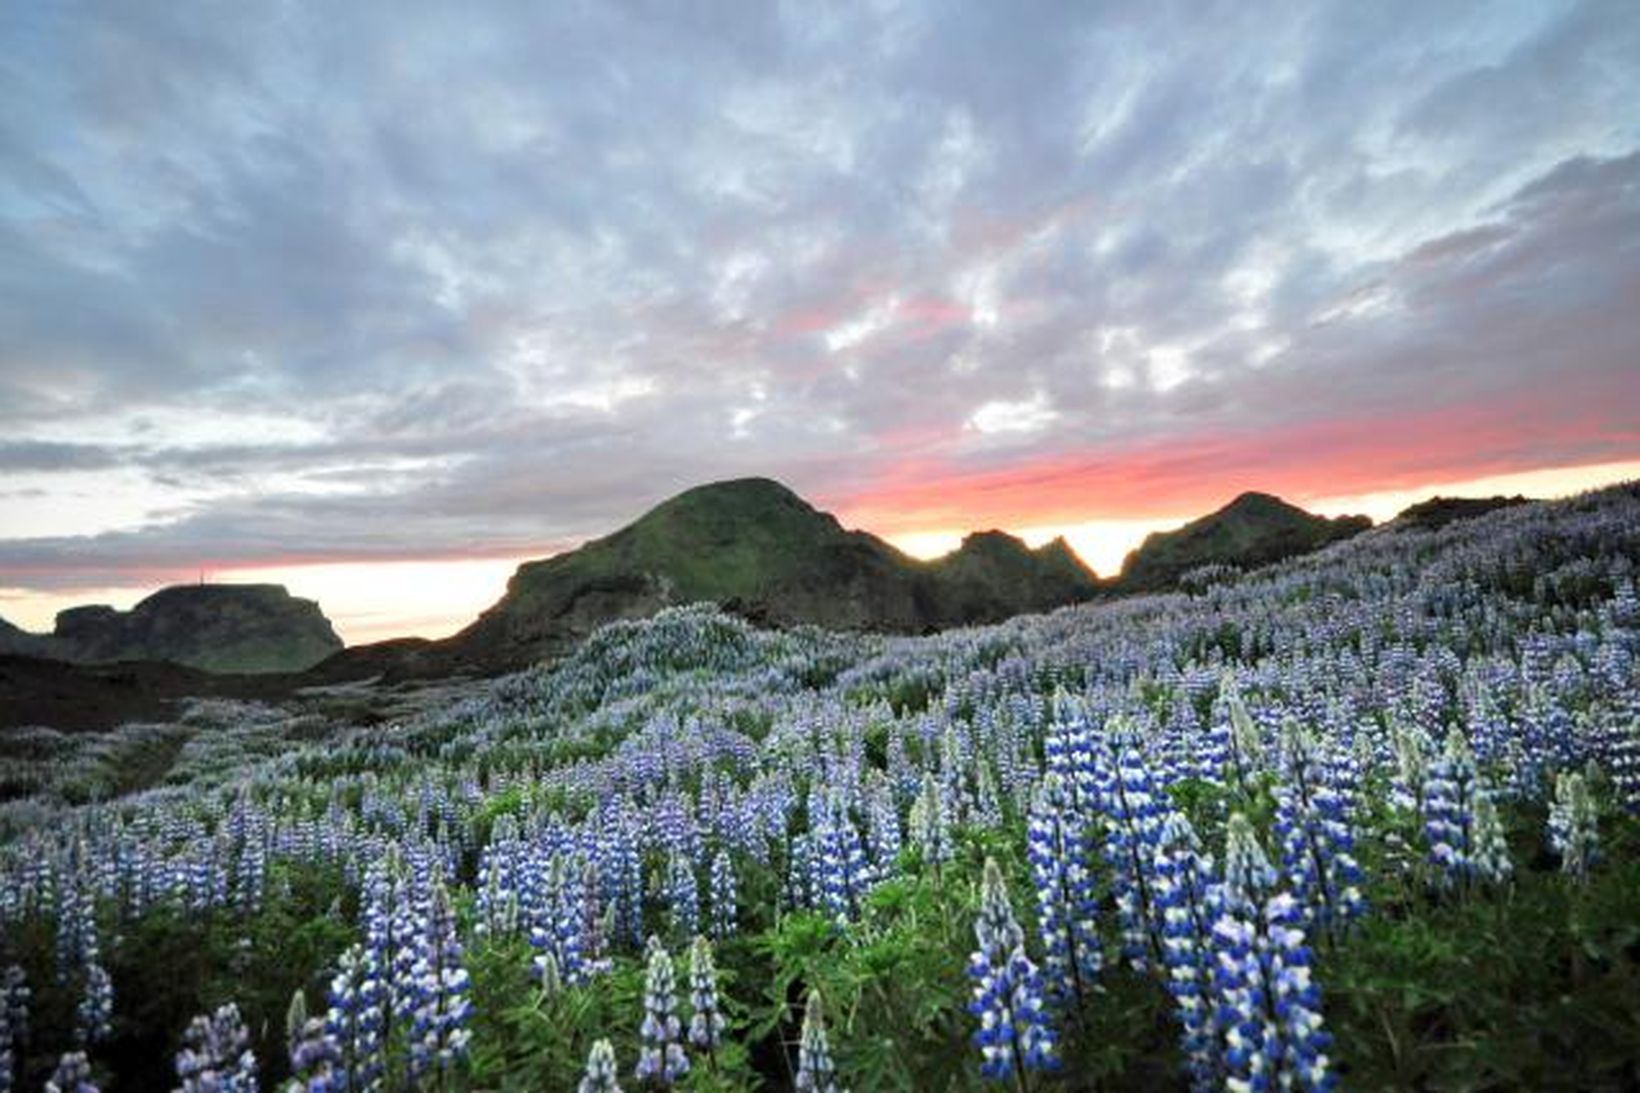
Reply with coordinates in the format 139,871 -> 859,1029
3,2 -> 1639,645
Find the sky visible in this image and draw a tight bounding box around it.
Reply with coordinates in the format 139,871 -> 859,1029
2,1 -> 1638,645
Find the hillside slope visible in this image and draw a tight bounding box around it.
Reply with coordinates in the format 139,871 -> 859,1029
1118,491 -> 1370,591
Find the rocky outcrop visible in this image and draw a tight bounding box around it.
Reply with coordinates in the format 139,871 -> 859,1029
7,584 -> 342,674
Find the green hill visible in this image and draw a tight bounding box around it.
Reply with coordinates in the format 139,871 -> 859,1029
439,478 -> 1100,671
1118,491 -> 1370,591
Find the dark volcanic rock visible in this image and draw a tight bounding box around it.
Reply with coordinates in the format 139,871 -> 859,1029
1392,494 -> 1531,531
1118,492 -> 1370,591
41,584 -> 342,673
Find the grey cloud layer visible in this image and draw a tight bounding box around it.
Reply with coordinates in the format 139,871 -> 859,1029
1,0 -> 1637,583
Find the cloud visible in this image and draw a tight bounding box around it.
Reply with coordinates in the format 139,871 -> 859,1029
1,1 -> 1638,592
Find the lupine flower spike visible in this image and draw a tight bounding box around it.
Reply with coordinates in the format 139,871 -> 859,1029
579,1038 -> 622,1093
635,938 -> 689,1087
968,857 -> 1057,1087
794,989 -> 846,1093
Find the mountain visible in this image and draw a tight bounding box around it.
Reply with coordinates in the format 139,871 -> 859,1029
1392,494 -> 1531,531
1117,491 -> 1371,591
6,584 -> 342,674
435,478 -> 1100,672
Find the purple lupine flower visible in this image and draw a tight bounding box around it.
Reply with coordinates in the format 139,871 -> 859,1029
968,858 -> 1057,1083
1025,773 -> 1101,1005
1153,813 -> 1224,1092
175,1002 -> 258,1093
46,1050 -> 98,1093
1548,770 -> 1600,880
1211,893 -> 1335,1093
325,943 -> 385,1092
74,962 -> 112,1047
635,938 -> 689,1087
708,849 -> 738,939
686,936 -> 725,1055
664,852 -> 700,943
794,989 -> 846,1093
1273,724 -> 1366,938
579,1038 -> 622,1093
1096,724 -> 1169,971
407,882 -> 472,1080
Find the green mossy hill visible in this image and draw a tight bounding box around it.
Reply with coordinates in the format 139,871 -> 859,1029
19,584 -> 342,674
1119,491 -> 1371,591
443,478 -> 1100,672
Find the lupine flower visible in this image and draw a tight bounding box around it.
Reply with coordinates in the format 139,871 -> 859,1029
46,1050 -> 98,1093
407,881 -> 472,1079
579,1038 -> 622,1093
285,991 -> 341,1092
1220,813 -> 1276,918
325,944 -> 385,1092
74,962 -> 113,1046
1470,795 -> 1513,886
1025,773 -> 1101,1004
4,965 -> 29,1046
812,796 -> 872,924
1274,724 -> 1366,938
664,853 -> 700,943
909,772 -> 953,871
794,989 -> 846,1093
708,849 -> 738,939
1212,893 -> 1335,1093
1425,729 -> 1509,888
968,858 -> 1057,1083
686,936 -> 725,1055
1548,771 -> 1600,880
532,855 -> 586,988
1152,813 -> 1224,1092
635,938 -> 689,1087
175,1002 -> 258,1093
1097,727 -> 1169,970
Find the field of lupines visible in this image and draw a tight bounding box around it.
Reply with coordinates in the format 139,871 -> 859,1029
1,484 -> 1638,1092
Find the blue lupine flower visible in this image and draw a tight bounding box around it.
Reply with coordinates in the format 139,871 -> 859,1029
1425,729 -> 1509,888
664,852 -> 700,943
407,881 -> 472,1079
968,858 -> 1058,1083
579,1038 -> 622,1093
635,938 -> 689,1087
708,849 -> 738,939
1211,893 -> 1335,1093
531,855 -> 587,988
325,944 -> 385,1093
1152,813 -> 1224,1092
1025,773 -> 1101,1004
1096,724 -> 1169,971
45,1050 -> 98,1093
1220,814 -> 1277,919
1273,724 -> 1366,938
1548,771 -> 1600,880
74,962 -> 112,1046
812,796 -> 872,924
285,990 -> 341,1092
795,989 -> 846,1093
909,772 -> 952,871
175,1002 -> 258,1093
687,936 -> 725,1054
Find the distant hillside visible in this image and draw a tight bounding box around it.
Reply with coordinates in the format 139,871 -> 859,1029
435,478 -> 1100,672
1118,492 -> 1371,591
2,585 -> 342,674
1392,494 -> 1531,531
